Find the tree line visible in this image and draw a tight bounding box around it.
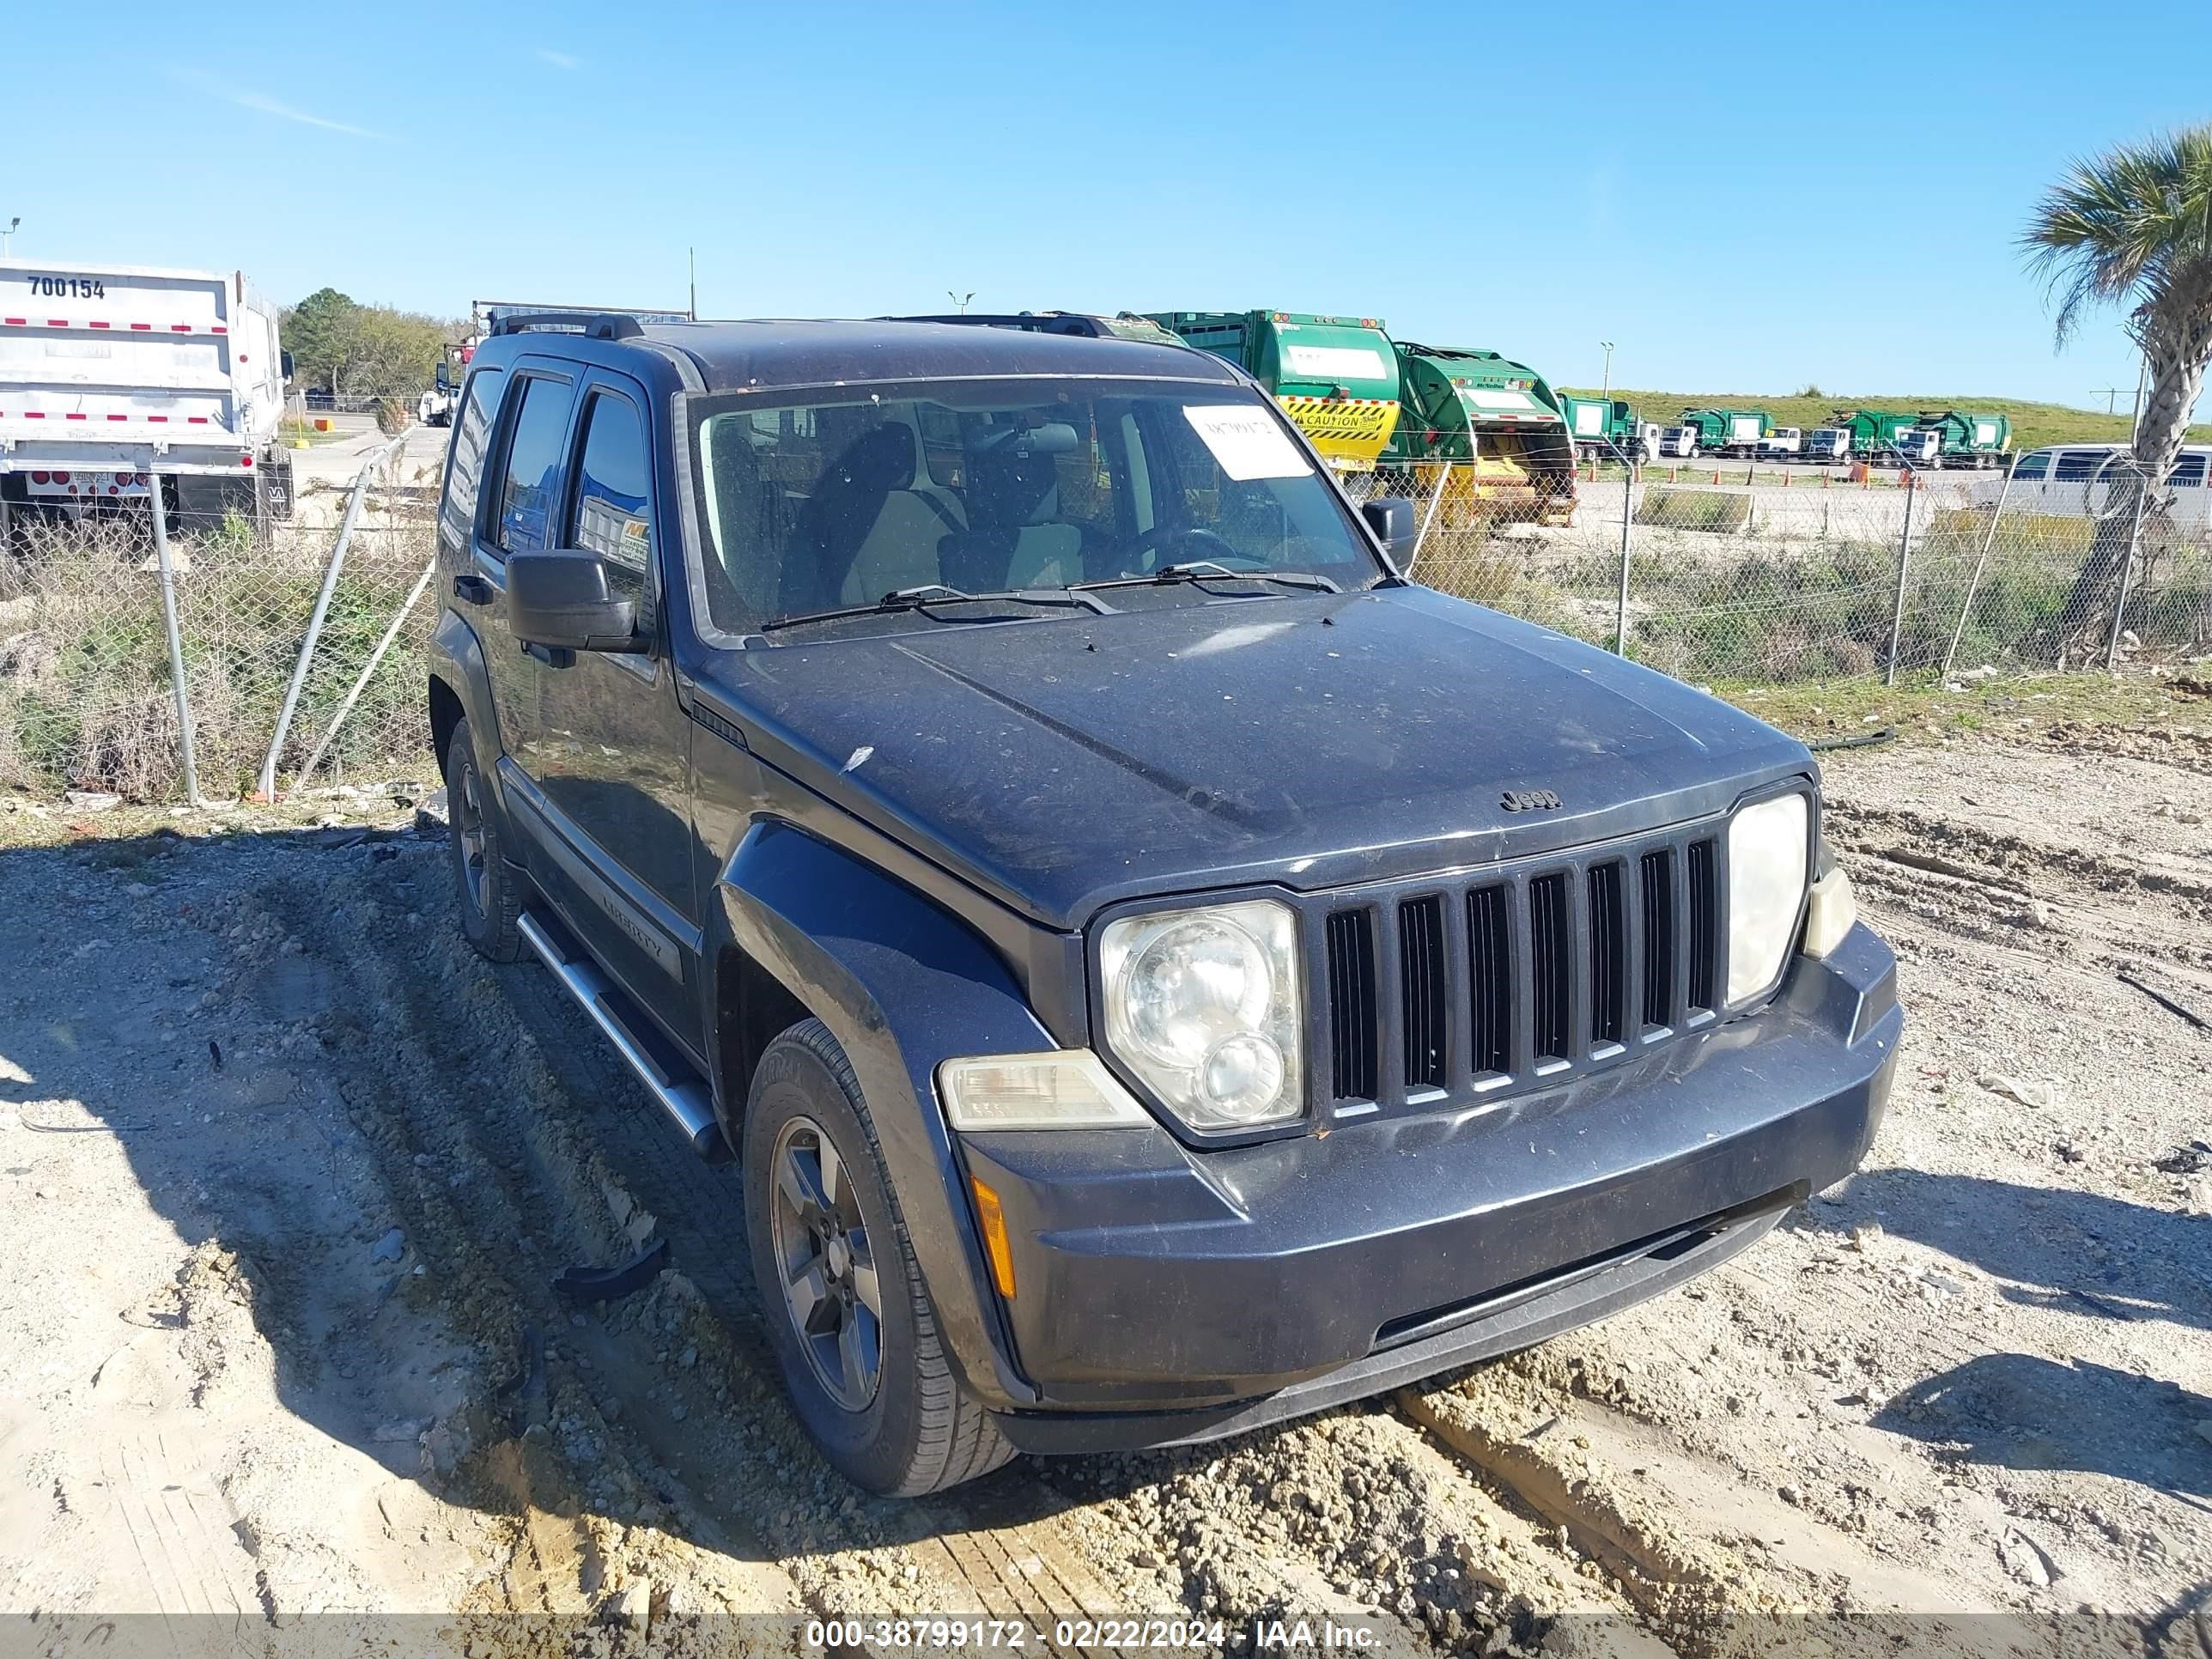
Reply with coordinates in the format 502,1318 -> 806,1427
280,288 -> 459,398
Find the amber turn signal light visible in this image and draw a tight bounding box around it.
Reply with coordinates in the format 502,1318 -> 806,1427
970,1176 -> 1016,1300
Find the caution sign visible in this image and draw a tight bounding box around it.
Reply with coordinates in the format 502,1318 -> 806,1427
1276,396 -> 1400,471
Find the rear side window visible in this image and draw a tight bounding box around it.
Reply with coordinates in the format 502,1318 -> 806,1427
496,377 -> 574,555
568,392 -> 653,574
2168,453 -> 2207,487
438,366 -> 506,549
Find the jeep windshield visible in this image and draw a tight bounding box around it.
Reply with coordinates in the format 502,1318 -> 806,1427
688,380 -> 1388,635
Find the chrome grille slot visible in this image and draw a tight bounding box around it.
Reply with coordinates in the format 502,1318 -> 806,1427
1588,861 -> 1626,1049
1325,908 -> 1378,1103
1468,884 -> 1512,1077
1638,848 -> 1675,1031
1528,872 -> 1572,1066
1399,896 -> 1447,1092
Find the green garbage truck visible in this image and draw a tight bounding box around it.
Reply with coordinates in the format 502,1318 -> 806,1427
1559,395 -> 1649,460
1677,408 -> 1774,456
1382,343 -> 1577,526
1912,410 -> 2013,469
1145,310 -> 1402,471
1829,410 -> 1920,462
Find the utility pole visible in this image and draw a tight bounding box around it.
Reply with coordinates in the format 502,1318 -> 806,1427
1,217 -> 17,257
1600,340 -> 1615,399
947,290 -> 974,315
2092,386 -> 2123,416
2127,353 -> 2148,444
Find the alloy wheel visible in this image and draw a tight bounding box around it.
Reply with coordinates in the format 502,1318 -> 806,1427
769,1115 -> 883,1410
454,763 -> 489,920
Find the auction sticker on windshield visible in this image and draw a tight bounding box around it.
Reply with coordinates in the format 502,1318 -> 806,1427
1182,404 -> 1313,482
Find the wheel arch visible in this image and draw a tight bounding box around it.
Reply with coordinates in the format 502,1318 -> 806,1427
706,817 -> 1051,1409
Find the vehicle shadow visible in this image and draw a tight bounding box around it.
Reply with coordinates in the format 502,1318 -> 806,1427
0,823 -> 1290,1611
1804,1167 -> 2211,1332
1871,1352 -> 2212,1504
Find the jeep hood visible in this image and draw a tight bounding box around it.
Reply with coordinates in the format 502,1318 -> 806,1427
694,586 -> 1812,931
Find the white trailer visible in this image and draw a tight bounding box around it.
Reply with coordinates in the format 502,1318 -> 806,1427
0,258 -> 292,536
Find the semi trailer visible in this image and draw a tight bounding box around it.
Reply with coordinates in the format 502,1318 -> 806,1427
0,258 -> 293,536
1146,311 -> 1402,471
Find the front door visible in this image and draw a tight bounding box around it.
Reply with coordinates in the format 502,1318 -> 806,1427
522,369 -> 702,1056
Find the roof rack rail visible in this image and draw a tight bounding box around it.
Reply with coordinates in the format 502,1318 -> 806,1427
878,310 -> 1180,343
487,311 -> 649,341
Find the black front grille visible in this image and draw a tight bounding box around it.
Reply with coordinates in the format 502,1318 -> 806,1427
1588,861 -> 1626,1048
1325,908 -> 1378,1102
1399,896 -> 1447,1091
1321,826 -> 1728,1112
1528,872 -> 1572,1064
1639,848 -> 1675,1032
1468,884 -> 1512,1075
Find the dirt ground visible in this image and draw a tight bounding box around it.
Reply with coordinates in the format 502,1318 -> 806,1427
0,714 -> 2207,1657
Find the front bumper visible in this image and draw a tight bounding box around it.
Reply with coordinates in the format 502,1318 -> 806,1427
960,923 -> 1899,1452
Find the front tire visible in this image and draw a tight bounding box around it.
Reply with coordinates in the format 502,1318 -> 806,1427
744,1018 -> 1013,1495
444,716 -> 523,962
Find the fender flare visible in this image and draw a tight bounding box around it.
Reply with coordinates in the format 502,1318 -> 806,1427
707,817 -> 1050,1408
428,609 -> 515,837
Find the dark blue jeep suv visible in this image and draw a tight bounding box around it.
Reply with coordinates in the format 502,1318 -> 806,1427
424,311 -> 1901,1495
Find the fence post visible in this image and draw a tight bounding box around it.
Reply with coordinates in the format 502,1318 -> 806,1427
2104,462 -> 2154,671
1613,452 -> 1635,655
258,434 -> 402,799
1884,469 -> 1918,685
1403,460 -> 1449,580
149,479 -> 202,807
1940,454 -> 2021,683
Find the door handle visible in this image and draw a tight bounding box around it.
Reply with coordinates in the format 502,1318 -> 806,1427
453,573 -> 494,605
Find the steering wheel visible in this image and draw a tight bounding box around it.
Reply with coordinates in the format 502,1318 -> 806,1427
1118,525 -> 1245,576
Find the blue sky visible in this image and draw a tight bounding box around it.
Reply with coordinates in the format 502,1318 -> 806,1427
9,0 -> 2208,412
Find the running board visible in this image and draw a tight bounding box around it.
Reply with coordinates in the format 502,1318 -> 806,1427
517,908 -> 726,1160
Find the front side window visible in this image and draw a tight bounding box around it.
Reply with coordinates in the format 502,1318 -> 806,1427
569,392 -> 653,574
495,376 -> 573,555
690,380 -> 1380,631
2012,451 -> 2049,481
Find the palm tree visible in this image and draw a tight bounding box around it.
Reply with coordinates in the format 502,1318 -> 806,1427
2023,126 -> 2212,651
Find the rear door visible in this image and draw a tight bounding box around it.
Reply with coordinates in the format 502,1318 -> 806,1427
464,359 -> 576,769
522,368 -> 702,1052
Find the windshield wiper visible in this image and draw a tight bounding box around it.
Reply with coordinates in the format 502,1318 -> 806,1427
761,583 -> 1110,633
1070,564 -> 1343,595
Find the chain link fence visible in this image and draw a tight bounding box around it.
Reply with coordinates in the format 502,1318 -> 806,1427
1344,455 -> 2212,686
4,444 -> 2210,806
1,442 -> 440,804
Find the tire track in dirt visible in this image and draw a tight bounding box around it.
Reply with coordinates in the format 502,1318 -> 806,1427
230,837 -> 1688,1650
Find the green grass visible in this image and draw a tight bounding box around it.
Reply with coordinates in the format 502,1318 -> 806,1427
1557,387 -> 2212,455
1729,667 -> 2212,747
278,416 -> 350,446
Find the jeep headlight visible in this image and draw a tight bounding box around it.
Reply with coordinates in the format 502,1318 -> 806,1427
1098,900 -> 1304,1133
1727,793 -> 1810,1007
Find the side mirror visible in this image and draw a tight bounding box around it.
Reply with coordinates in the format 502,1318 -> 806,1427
280,349 -> 295,382
1360,495 -> 1419,564
506,550 -> 647,654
